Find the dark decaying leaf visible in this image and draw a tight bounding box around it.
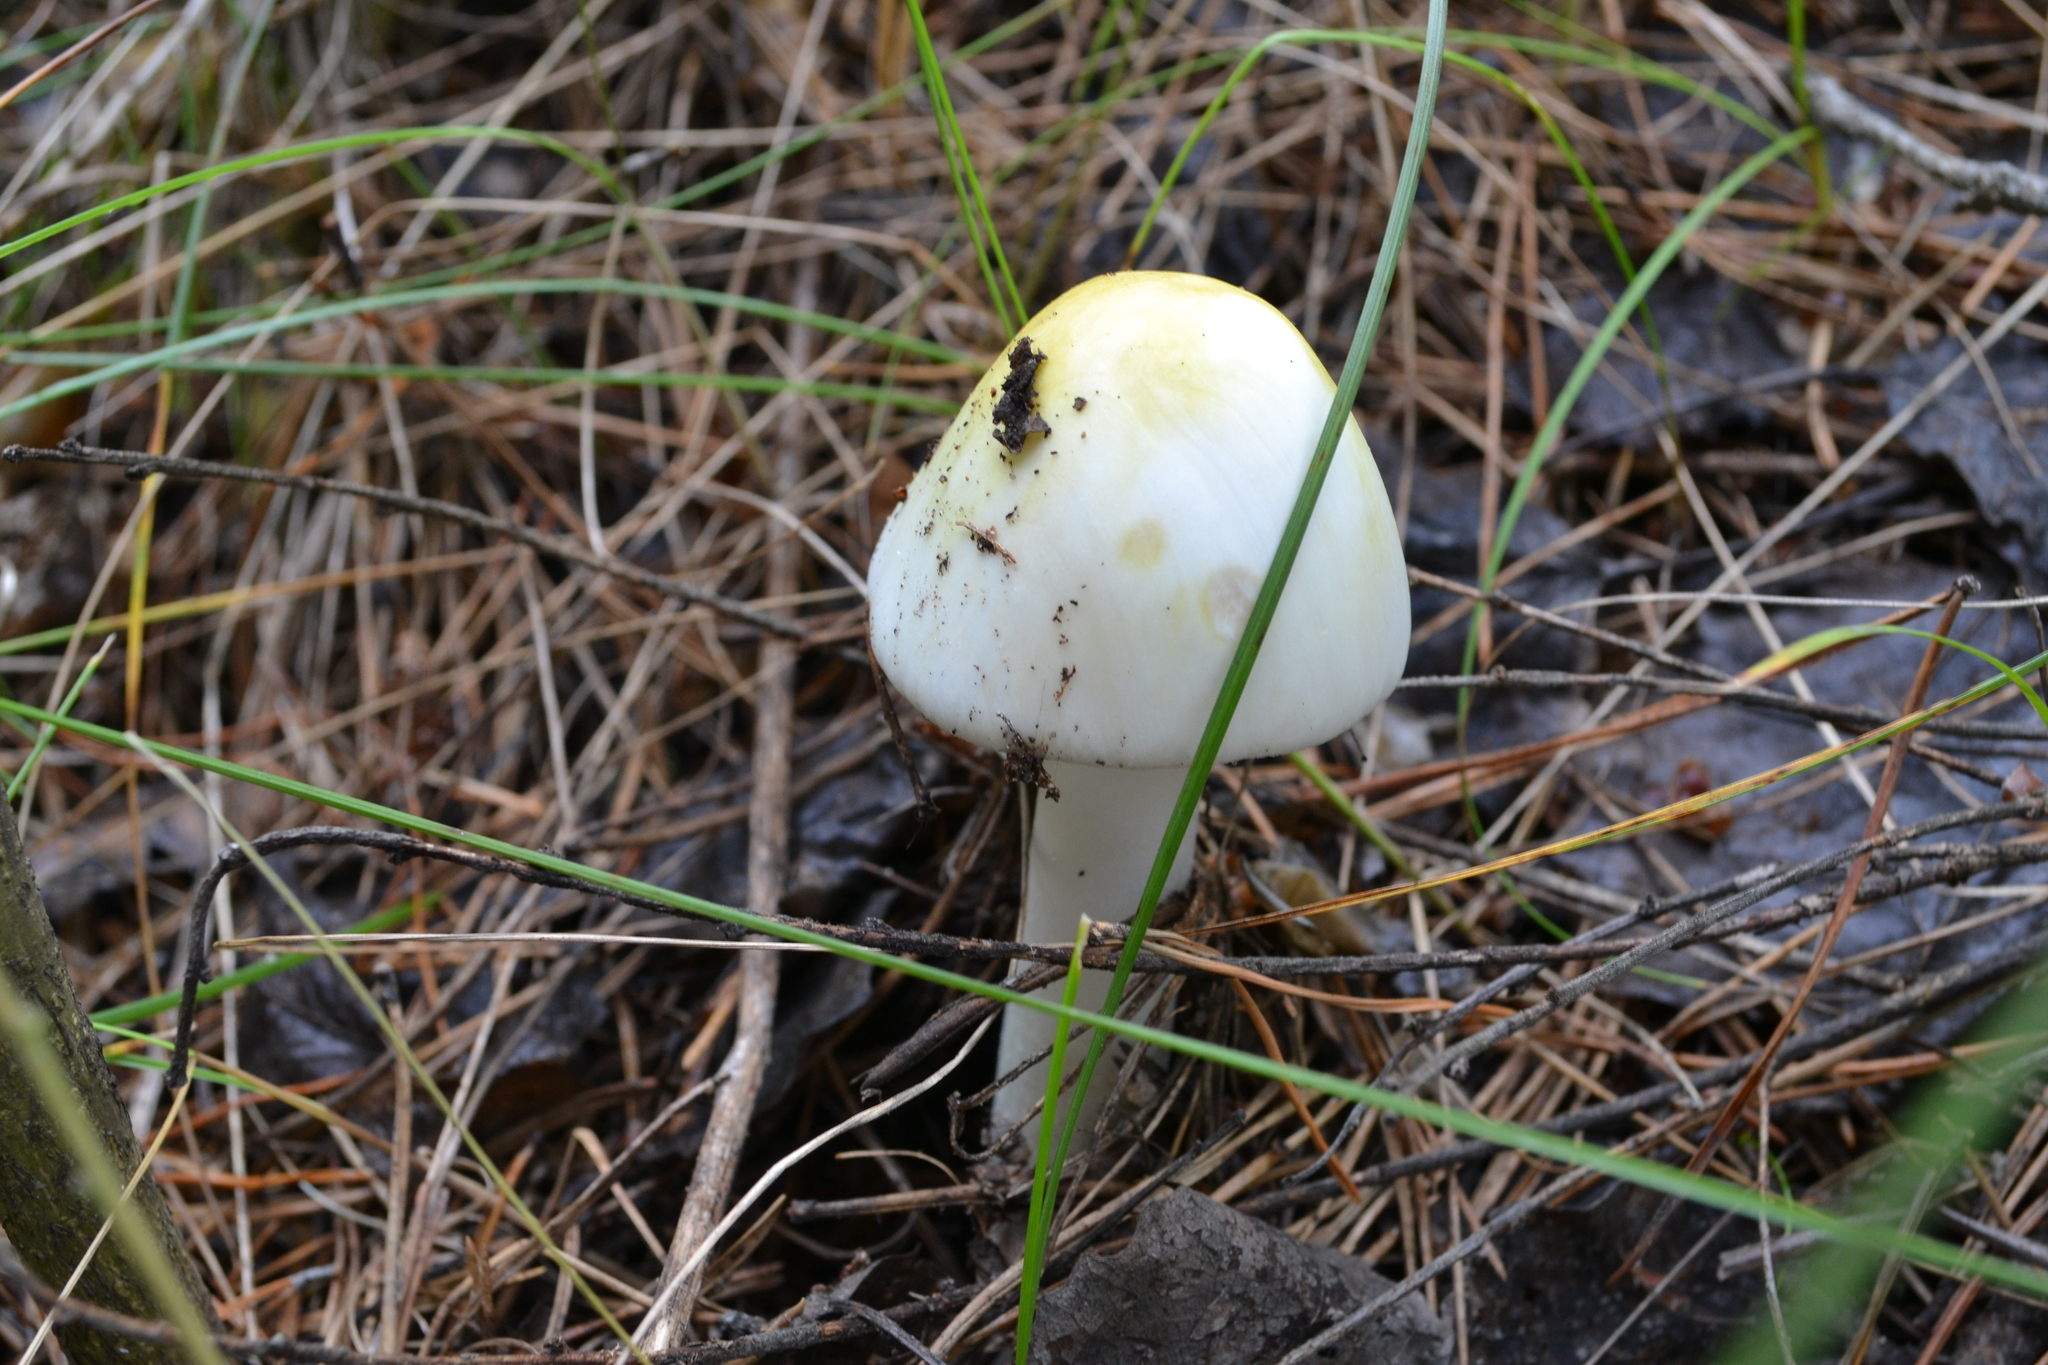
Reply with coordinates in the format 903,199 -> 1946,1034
1885,332 -> 2048,585
1382,447 -> 1602,678
1541,269 -> 1798,447
1544,562 -> 2047,1009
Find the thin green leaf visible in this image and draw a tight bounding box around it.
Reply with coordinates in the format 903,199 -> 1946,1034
1017,916 -> 1092,1362
1719,953 -> 2048,1362
0,128 -> 627,267
133,747 -> 653,1363
378,0 -> 1075,302
7,634 -> 110,803
1029,0 -> 1454,1330
1459,126 -> 1817,721
7,697 -> 2048,1303
901,0 -> 1025,333
0,277 -> 967,428
87,898 -> 428,1030
1750,624 -> 2048,731
163,0 -> 279,355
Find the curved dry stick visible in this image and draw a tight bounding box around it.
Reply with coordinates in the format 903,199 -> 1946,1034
1613,585 -> 1971,1280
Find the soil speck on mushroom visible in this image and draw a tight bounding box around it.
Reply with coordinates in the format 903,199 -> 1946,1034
998,715 -> 1059,797
992,337 -> 1052,453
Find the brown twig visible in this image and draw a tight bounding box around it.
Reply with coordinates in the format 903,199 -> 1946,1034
0,0 -> 169,114
1613,579 -> 1976,1281
638,261 -> 813,1352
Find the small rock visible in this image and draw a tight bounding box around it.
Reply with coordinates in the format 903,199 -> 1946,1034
1026,1187 -> 1449,1365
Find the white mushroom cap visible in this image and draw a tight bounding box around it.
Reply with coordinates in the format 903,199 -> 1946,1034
868,271 -> 1408,771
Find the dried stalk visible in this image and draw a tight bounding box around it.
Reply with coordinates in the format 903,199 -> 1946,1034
636,260 -> 815,1351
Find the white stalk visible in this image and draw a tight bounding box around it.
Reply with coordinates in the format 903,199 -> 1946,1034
991,759 -> 1198,1144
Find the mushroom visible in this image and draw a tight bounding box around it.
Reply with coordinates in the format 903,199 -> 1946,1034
866,272 -> 1409,1142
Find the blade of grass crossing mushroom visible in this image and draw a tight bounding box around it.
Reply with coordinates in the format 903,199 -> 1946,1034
1,704 -> 2047,1299
1016,917 -> 1093,1364
1018,1 -> 1450,1355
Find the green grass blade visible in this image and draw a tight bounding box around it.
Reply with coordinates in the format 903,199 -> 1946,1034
105,1048 -> 242,1092
7,669 -> 2048,1297
163,0 -> 279,354
134,748 -> 652,1362
7,695 -> 2048,1303
1017,916 -> 1092,1362
87,898 -> 427,1030
1455,25 -> 1786,142
0,127 -> 627,268
1755,624 -> 2048,728
1719,953 -> 2048,1361
1129,27 -> 1782,269
7,633 -> 110,803
0,277 -> 966,427
0,973 -> 229,1365
902,0 -> 1024,334
2,353 -> 955,414
1474,124 -> 1814,604
1027,0 -> 1453,1331
0,276 -> 967,427
1460,122 -> 1817,737
378,0 -> 1074,302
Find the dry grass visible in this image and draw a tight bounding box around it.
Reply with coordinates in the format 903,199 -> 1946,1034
4,0 -> 2048,1360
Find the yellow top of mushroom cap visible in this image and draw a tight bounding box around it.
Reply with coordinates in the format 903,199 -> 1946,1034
867,271 -> 1409,771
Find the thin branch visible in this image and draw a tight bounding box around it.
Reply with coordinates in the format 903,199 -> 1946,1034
167,796 -> 2048,1093
1,442 -> 807,639
1249,915 -> 2048,1212
1811,72 -> 2048,215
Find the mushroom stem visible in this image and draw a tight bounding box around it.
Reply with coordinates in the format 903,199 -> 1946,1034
992,759 -> 1198,1146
